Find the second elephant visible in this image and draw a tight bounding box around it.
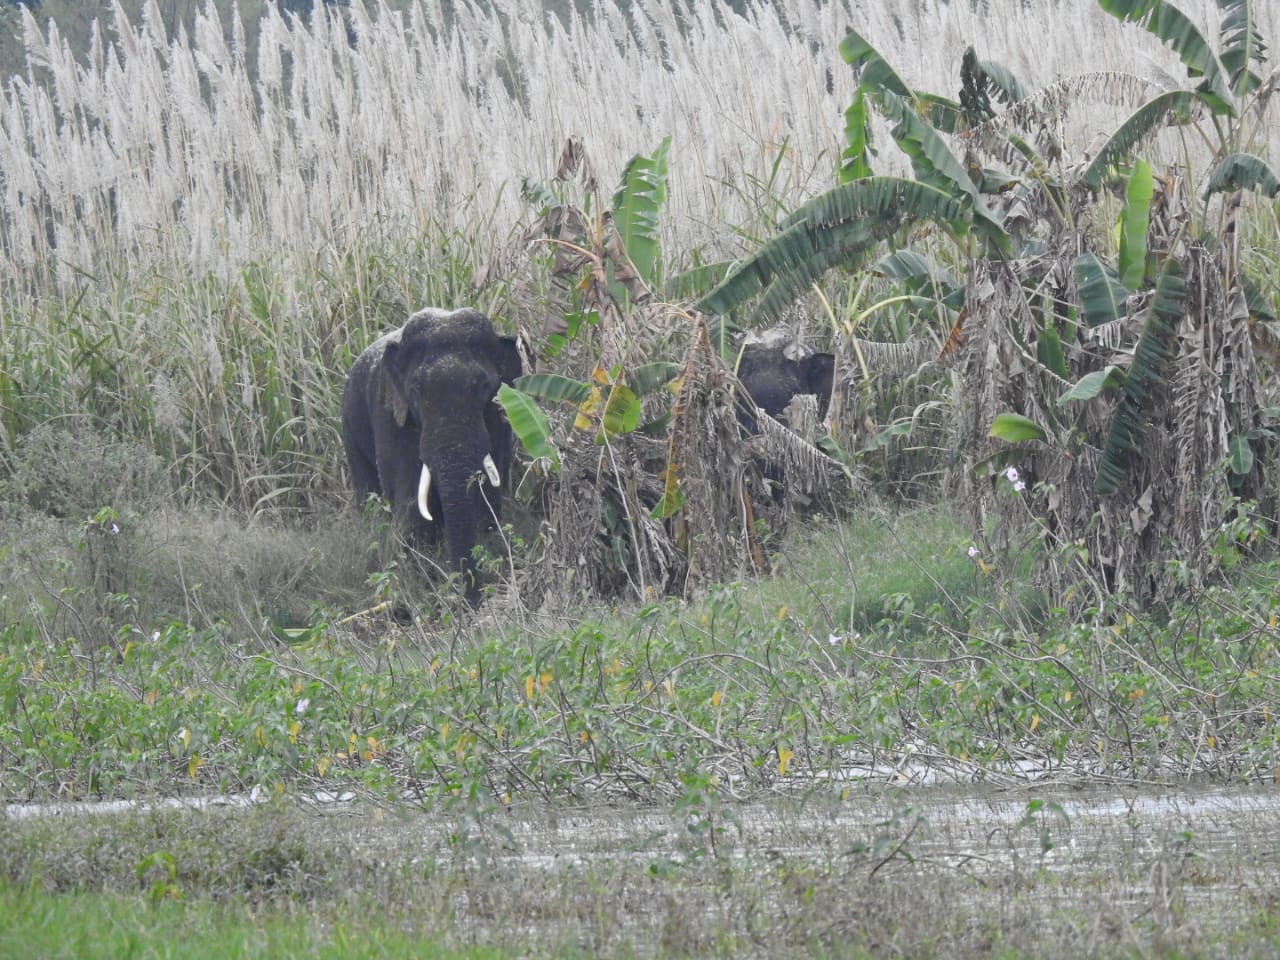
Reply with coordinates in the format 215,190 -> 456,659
735,340 -> 835,435
341,307 -> 522,603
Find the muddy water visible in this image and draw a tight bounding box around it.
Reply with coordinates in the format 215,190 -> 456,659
8,782 -> 1279,954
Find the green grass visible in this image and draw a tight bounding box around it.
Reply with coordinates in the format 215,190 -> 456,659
0,881 -> 510,960
3,501 -> 1278,805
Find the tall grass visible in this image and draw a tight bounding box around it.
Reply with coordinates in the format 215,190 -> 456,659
0,0 -> 1275,510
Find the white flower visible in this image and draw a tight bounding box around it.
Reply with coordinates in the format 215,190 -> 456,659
109,522 -> 120,535
828,633 -> 842,646
1005,466 -> 1019,483
968,545 -> 979,558
151,631 -> 161,642
295,698 -> 310,715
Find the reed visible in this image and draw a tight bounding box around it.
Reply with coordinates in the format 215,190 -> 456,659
0,0 -> 1273,510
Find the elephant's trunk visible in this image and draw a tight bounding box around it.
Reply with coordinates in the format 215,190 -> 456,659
419,444 -> 499,605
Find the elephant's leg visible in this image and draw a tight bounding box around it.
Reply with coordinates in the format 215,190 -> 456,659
345,442 -> 381,508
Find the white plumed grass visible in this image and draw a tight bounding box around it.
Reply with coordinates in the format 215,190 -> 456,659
5,0 -> 1272,294
0,0 -> 1273,510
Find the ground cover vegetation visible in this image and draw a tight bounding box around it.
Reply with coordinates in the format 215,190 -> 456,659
3,0 -> 1280,956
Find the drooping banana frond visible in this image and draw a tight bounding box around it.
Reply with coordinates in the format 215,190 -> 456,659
751,399 -> 844,505
1074,253 -> 1132,326
1095,256 -> 1186,495
1205,152 -> 1280,196
838,27 -> 913,99
698,178 -> 972,325
1217,0 -> 1267,98
847,337 -> 937,380
875,91 -> 1009,252
1099,0 -> 1234,113
1079,90 -> 1200,189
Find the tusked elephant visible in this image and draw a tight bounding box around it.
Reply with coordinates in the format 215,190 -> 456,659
734,337 -> 835,435
341,307 -> 522,604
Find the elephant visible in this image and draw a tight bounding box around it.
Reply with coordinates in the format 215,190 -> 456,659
734,338 -> 835,435
341,307 -> 522,604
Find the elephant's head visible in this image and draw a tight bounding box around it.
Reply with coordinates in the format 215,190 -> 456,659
379,308 -> 522,601
735,340 -> 835,433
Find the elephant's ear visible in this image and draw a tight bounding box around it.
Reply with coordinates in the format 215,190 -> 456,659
497,336 -> 523,384
379,339 -> 413,427
802,352 -> 835,400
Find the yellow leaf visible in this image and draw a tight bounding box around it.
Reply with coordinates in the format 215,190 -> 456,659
144,690 -> 157,706
540,672 -> 554,692
778,747 -> 794,777
604,658 -> 621,677
977,556 -> 993,576
1030,714 -> 1039,732
591,366 -> 611,385
1206,735 -> 1216,749
711,690 -> 723,708
777,606 -> 787,621
579,730 -> 590,743
574,386 -> 603,431
316,756 -> 330,777
1127,688 -> 1144,701
1063,690 -> 1072,703
254,726 -> 266,749
953,682 -> 963,694
440,722 -> 450,741
288,720 -> 301,744
187,755 -> 202,778
1158,715 -> 1169,726
644,680 -> 653,693
959,751 -> 969,762
525,675 -> 535,700
291,679 -> 302,694
468,667 -> 479,681
661,677 -> 675,697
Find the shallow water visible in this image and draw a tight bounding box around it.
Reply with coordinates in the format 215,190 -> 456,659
8,780 -> 1278,955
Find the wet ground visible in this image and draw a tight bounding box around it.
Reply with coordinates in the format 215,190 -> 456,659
8,781 -> 1280,956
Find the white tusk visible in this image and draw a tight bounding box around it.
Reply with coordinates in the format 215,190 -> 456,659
417,464 -> 433,520
482,454 -> 501,487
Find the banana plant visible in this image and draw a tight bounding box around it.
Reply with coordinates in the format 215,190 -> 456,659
1084,0 -> 1279,204
697,30 -> 1019,333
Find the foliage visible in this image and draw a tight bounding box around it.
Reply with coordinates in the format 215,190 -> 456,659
693,1 -> 1280,606
4,506 -> 1280,810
